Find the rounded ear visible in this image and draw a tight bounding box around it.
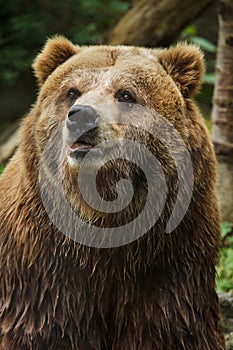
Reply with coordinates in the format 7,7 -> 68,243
33,35 -> 79,86
156,43 -> 205,98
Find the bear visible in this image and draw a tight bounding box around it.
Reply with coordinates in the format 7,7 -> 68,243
0,35 -> 225,350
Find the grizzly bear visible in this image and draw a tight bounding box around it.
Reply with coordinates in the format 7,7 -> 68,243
0,36 -> 225,349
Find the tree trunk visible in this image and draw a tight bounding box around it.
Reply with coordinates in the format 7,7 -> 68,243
211,0 -> 233,223
106,0 -> 213,47
216,158 -> 233,222
211,0 -> 233,156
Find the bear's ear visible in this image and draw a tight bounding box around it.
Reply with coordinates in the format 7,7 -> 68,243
157,44 -> 205,98
33,36 -> 78,86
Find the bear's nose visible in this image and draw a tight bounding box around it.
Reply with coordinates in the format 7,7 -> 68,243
66,105 -> 99,133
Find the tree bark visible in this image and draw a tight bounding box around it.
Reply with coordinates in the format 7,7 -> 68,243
211,0 -> 233,156
216,158 -> 233,222
211,0 -> 233,223
106,0 -> 213,47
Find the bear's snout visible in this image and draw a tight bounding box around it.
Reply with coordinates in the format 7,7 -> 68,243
65,104 -> 102,158
67,104 -> 99,135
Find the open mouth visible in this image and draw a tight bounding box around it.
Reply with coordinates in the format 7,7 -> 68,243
67,129 -> 117,161
68,140 -> 101,158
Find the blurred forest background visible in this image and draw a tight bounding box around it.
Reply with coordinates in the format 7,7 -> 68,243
0,0 -> 218,122
0,0 -> 232,292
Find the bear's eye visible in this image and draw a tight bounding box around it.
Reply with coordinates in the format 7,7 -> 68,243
116,90 -> 136,104
67,88 -> 81,101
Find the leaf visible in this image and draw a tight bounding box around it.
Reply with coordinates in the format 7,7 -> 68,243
216,278 -> 233,292
189,36 -> 217,52
180,25 -> 197,39
217,244 -> 233,292
203,73 -> 216,85
0,165 -> 5,174
221,222 -> 232,239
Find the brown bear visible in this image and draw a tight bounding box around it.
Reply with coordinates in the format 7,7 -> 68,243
0,36 -> 225,350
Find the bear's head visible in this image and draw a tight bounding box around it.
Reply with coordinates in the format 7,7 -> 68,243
29,36 -> 209,247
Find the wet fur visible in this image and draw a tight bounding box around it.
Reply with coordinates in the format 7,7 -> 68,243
0,37 -> 225,349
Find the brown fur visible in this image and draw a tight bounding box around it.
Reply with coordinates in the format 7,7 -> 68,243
0,36 -> 225,349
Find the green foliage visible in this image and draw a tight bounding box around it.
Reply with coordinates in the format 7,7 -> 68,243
180,25 -> 197,37
0,165 -> 4,175
217,222 -> 233,292
180,25 -> 217,86
0,0 -> 129,86
203,117 -> 212,131
180,24 -> 217,125
187,36 -> 217,53
221,222 -> 232,239
202,73 -> 216,85
180,25 -> 217,52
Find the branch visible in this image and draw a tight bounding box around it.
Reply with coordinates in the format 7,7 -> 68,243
106,0 -> 213,47
0,124 -> 20,164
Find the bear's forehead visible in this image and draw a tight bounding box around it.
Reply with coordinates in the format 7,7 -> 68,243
40,44 -> 182,111
72,45 -> 159,68
59,45 -> 161,79
40,44 -> 182,109
59,46 -> 165,89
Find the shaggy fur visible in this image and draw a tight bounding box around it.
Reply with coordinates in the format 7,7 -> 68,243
0,36 -> 225,349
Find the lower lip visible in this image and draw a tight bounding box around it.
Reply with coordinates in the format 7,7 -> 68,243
68,144 -> 102,157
